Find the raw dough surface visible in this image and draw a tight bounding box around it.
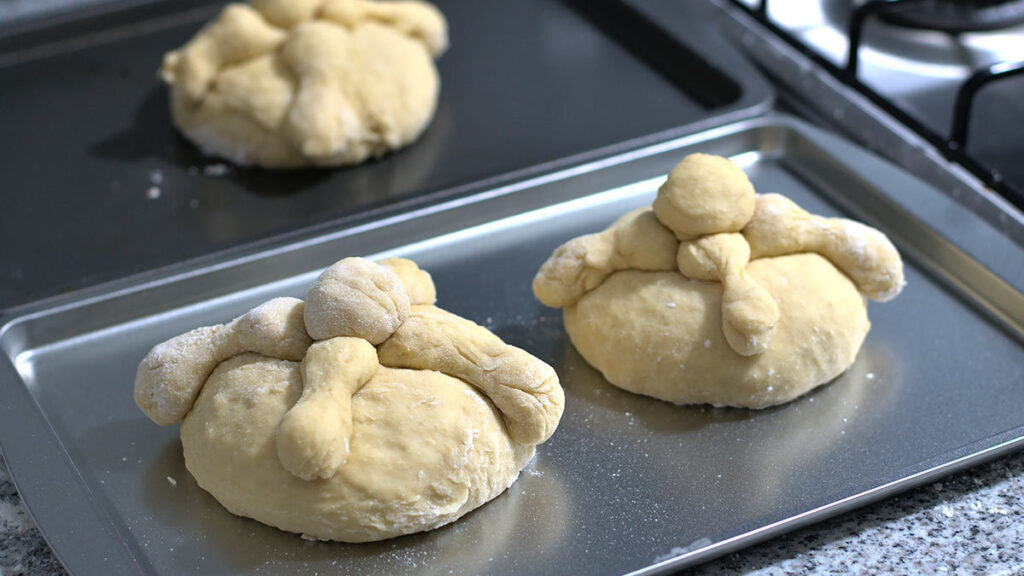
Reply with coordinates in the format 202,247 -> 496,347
534,153 -> 904,407
182,355 -> 532,542
161,0 -> 448,168
136,258 -> 562,542
564,255 -> 869,407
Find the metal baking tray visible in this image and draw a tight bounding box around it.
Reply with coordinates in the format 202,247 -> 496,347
0,0 -> 771,309
2,116 -> 1023,575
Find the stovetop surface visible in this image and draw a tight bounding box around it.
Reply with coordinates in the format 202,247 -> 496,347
740,0 -> 1024,204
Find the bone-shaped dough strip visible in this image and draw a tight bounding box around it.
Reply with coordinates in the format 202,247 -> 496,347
652,153 -> 756,240
533,207 -> 678,309
161,4 -> 287,103
743,194 -> 905,301
135,297 -> 312,425
278,21 -> 369,162
321,0 -> 449,57
276,337 -> 378,481
377,305 -> 564,445
676,233 -> 780,356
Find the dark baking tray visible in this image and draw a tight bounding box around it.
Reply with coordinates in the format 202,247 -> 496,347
2,116 -> 1023,575
0,0 -> 771,309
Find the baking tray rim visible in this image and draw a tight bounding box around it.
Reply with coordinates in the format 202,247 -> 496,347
638,431 -> 1024,575
0,97 -> 770,317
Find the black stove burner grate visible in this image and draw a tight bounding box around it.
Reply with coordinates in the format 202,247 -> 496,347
877,0 -> 1024,32
746,0 -> 1024,210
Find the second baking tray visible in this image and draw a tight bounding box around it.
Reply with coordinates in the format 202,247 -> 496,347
0,0 -> 771,309
2,116 -> 1023,575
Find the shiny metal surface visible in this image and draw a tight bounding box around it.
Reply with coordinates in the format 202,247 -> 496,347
2,117 -> 1023,575
733,0 -> 1024,198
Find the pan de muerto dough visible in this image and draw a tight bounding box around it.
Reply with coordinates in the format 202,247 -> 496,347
160,0 -> 447,168
135,257 -> 563,542
533,153 -> 904,408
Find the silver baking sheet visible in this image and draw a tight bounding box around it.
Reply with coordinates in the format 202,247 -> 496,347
2,116 -> 1023,576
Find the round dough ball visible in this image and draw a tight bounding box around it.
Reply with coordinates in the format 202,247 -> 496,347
304,257 -> 410,345
181,354 -> 533,542
652,153 -> 756,239
162,1 -> 447,168
563,254 -> 870,408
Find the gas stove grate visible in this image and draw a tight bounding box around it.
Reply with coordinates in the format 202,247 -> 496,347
747,0 -> 1024,210
950,60 -> 1024,153
878,0 -> 1024,33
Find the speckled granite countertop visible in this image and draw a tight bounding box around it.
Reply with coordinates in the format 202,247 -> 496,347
3,449 -> 1023,575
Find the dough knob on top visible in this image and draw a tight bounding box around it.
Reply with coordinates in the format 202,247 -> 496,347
377,257 -> 437,305
304,257 -> 412,345
653,153 -> 756,240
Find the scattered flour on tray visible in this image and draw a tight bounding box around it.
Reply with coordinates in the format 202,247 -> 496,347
654,538 -> 714,563
0,500 -> 32,532
202,164 -> 230,177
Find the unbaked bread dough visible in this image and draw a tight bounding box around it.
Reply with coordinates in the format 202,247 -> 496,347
135,257 -> 563,542
160,0 -> 448,168
533,153 -> 905,408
